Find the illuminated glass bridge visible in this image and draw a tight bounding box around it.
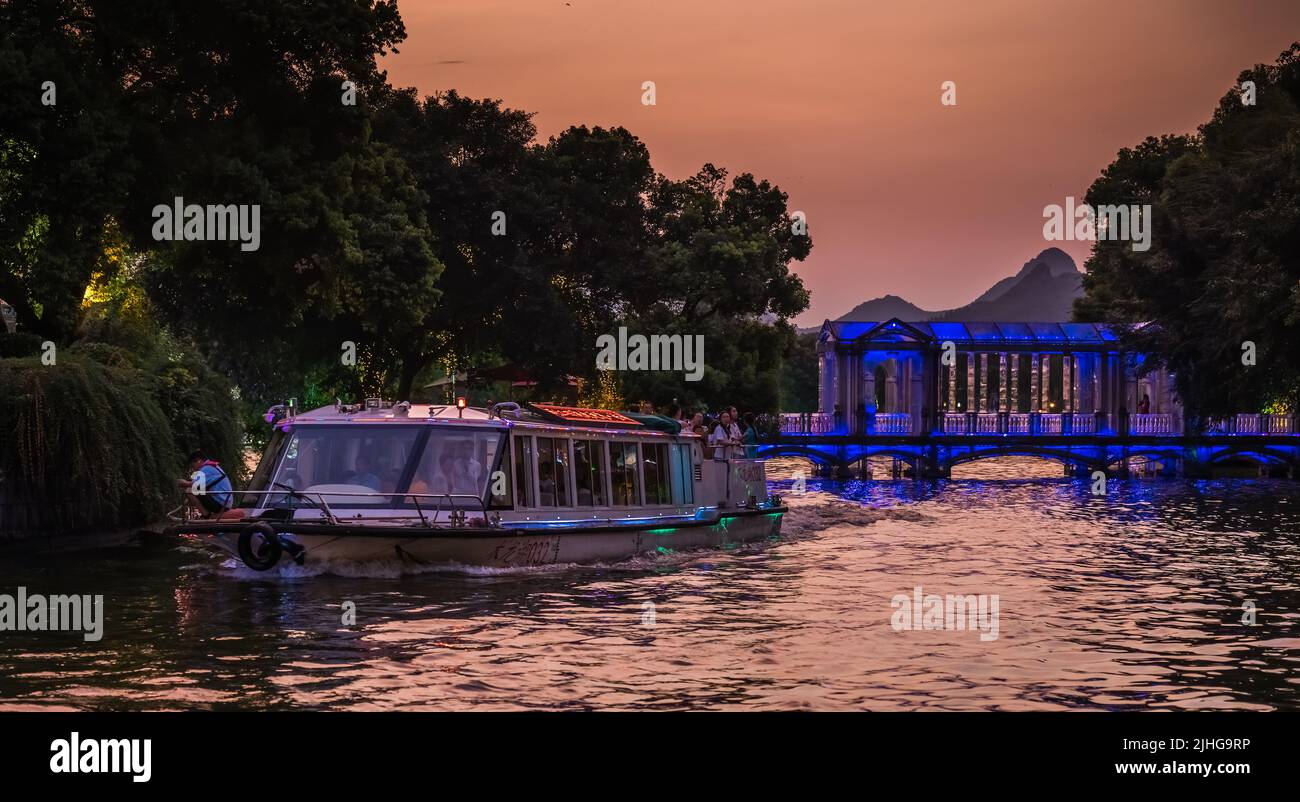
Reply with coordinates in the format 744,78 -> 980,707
763,319 -> 1300,478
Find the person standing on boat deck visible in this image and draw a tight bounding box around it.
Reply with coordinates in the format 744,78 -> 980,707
352,455 -> 381,491
741,413 -> 759,458
709,411 -> 742,460
181,450 -> 233,517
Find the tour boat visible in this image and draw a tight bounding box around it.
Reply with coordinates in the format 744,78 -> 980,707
167,399 -> 785,571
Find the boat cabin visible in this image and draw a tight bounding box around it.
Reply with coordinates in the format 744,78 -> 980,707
243,400 -> 769,527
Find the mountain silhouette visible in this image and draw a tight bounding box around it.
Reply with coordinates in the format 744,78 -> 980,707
831,247 -> 1082,323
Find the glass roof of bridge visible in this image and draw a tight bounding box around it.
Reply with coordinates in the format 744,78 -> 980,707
824,319 -> 1120,345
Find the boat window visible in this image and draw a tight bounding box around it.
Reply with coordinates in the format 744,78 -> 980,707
673,443 -> 695,505
513,435 -> 535,508
536,437 -> 572,507
610,442 -> 641,506
264,425 -> 423,507
643,442 -> 671,505
407,428 -> 506,508
488,458 -> 511,508
573,439 -> 607,506
240,427 -> 290,507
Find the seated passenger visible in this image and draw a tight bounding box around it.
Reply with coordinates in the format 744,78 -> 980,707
538,463 -> 556,506
352,455 -> 381,491
379,468 -> 402,497
425,454 -> 456,496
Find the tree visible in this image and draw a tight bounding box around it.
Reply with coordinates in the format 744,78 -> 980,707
617,164 -> 812,411
1075,43 -> 1300,422
0,0 -> 433,403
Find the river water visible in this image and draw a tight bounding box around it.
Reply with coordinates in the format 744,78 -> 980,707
2,456 -> 1298,711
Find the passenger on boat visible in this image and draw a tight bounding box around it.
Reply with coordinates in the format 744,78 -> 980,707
352,455 -> 381,491
538,462 -> 557,506
380,468 -> 402,496
451,443 -> 483,491
741,413 -> 758,458
181,450 -> 233,517
709,411 -> 743,460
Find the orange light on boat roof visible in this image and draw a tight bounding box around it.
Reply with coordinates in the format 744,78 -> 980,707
455,396 -> 468,409
529,403 -> 641,426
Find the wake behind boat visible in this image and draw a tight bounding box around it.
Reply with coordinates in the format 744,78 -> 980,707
166,399 -> 785,571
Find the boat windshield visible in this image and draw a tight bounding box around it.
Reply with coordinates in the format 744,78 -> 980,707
244,425 -> 506,509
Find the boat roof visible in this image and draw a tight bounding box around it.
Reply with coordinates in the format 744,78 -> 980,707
283,401 -> 690,438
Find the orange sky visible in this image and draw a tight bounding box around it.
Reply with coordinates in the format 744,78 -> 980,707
381,0 -> 1300,326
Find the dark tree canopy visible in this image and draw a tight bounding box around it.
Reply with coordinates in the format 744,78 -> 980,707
1075,43 -> 1300,422
2,0 -> 811,423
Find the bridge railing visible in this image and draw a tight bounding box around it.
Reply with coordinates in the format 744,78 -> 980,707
774,411 -> 1297,437
940,411 -> 1099,435
1205,413 -> 1295,435
1070,413 -> 1098,434
778,412 -> 835,435
873,412 -> 912,434
1129,413 -> 1175,435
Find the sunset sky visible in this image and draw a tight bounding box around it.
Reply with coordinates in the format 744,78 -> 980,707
382,0 -> 1300,326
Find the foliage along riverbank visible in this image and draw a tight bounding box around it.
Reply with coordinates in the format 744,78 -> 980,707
0,294 -> 241,537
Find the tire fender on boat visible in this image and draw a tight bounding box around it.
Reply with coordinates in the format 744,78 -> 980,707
237,522 -> 283,571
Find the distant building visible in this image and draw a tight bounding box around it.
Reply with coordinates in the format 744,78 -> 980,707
816,317 -> 1179,434
0,297 -> 16,334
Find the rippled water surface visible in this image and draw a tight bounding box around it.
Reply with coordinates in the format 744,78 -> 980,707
2,457 -> 1299,711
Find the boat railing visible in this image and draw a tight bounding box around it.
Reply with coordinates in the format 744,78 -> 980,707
226,489 -> 492,528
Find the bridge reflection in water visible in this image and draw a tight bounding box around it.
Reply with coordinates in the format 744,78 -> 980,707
764,319 -> 1300,478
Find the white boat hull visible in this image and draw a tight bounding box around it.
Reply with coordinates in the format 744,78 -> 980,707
195,510 -> 785,571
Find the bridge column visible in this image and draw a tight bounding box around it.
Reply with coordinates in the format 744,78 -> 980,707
965,352 -> 976,413
1030,353 -> 1040,412
922,445 -> 950,479
1063,353 -> 1073,412
951,356 -> 961,410
977,353 -> 987,412
1010,353 -> 1020,413
999,353 -> 1009,412
1041,354 -> 1051,412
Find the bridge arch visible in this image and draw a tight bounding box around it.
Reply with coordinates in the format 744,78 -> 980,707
1103,448 -> 1184,469
1207,447 -> 1294,467
846,450 -> 924,476
946,446 -> 1103,473
754,445 -> 840,469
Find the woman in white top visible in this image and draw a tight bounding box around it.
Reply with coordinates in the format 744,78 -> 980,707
709,411 -> 742,460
